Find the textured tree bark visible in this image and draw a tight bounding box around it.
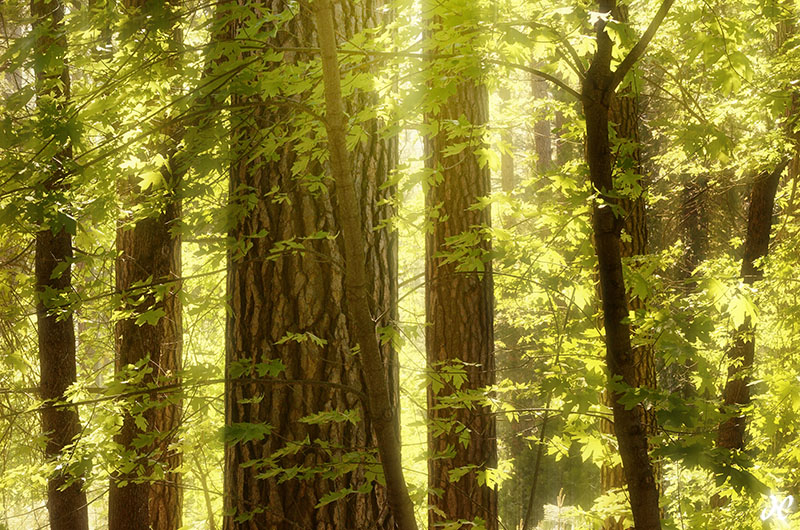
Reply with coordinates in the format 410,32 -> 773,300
222,0 -> 400,528
599,12 -> 659,528
31,1 -> 90,529
583,1 -> 671,528
716,163 -> 784,452
108,3 -> 184,529
110,191 -> 183,530
424,11 -> 497,529
36,228 -> 90,530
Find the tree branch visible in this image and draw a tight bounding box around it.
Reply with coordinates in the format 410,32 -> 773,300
610,0 -> 676,90
488,59 -> 583,102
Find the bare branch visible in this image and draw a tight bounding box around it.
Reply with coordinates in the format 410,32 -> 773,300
488,59 -> 583,102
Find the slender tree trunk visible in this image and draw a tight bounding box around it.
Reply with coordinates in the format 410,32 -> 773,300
716,163 -> 784,452
424,7 -> 497,529
531,62 -> 552,174
222,1 -> 401,528
678,180 -> 709,279
716,12 -> 793,463
599,11 -> 659,527
582,1 -> 666,528
31,1 -> 90,528
314,2 -> 417,527
108,3 -> 184,529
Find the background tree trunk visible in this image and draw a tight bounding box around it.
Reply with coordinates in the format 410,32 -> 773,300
424,11 -> 498,527
717,163 -> 783,451
108,3 -> 184,529
109,188 -> 183,530
498,86 -> 516,193
531,62 -> 553,174
222,1 -> 398,528
32,1 -> 90,528
716,14 -> 794,461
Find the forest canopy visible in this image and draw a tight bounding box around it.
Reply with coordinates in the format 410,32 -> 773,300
1,0 -> 800,529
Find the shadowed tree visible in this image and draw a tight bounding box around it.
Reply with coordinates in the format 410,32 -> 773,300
108,2 -> 184,529
597,9 -> 659,530
716,162 -> 785,454
713,14 -> 794,506
32,0 -> 90,528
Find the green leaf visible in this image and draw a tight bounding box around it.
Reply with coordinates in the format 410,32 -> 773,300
255,359 -> 286,377
315,487 -> 356,508
728,292 -> 756,329
223,422 -> 273,444
139,169 -> 163,191
134,307 -> 166,326
50,261 -> 69,280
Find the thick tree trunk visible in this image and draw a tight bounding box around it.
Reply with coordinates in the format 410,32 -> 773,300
109,184 -> 183,530
583,2 -> 663,528
108,3 -> 184,529
31,1 -> 90,529
222,1 -> 400,528
717,164 -> 783,451
424,12 -> 497,529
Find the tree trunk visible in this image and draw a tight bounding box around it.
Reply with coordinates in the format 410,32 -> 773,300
677,180 -> 709,280
531,62 -> 553,174
223,1 -> 400,528
716,163 -> 783,451
599,13 -> 659,527
110,187 -> 183,530
716,13 -> 793,460
314,1 -> 418,527
583,1 -> 663,528
31,1 -> 90,528
424,9 -> 497,529
498,86 -> 516,193
108,3 -> 184,529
